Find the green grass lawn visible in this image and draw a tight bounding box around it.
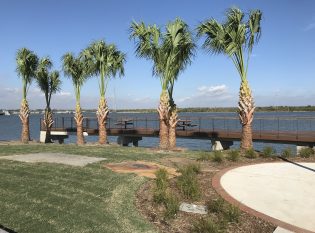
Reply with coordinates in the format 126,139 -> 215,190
1,144 -> 194,233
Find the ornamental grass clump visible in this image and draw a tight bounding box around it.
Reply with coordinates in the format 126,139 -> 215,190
224,204 -> 241,223
197,152 -> 212,161
163,193 -> 180,219
153,168 -> 168,204
177,164 -> 201,200
212,151 -> 224,163
227,149 -> 240,162
281,147 -> 293,158
191,218 -> 221,233
261,146 -> 276,158
299,147 -> 314,158
244,148 -> 257,159
206,198 -> 225,214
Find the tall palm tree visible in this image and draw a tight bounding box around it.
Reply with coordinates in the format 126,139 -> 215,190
16,48 -> 39,143
197,7 -> 262,150
81,40 -> 125,144
130,18 -> 195,150
35,57 -> 61,143
164,19 -> 195,149
62,53 -> 88,145
130,22 -> 170,149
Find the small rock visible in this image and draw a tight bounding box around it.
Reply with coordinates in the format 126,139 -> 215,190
179,202 -> 207,214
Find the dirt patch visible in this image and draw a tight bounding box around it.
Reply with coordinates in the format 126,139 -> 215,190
104,161 -> 179,178
0,153 -> 106,167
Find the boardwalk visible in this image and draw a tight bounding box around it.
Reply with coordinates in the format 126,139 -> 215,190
41,116 -> 315,145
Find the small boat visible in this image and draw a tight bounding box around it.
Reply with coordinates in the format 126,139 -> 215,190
4,110 -> 10,116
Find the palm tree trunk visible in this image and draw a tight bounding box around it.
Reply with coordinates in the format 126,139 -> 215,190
97,97 -> 109,144
43,108 -> 54,143
74,104 -> 85,145
169,104 -> 178,149
238,79 -> 255,150
157,90 -> 170,150
19,99 -> 30,143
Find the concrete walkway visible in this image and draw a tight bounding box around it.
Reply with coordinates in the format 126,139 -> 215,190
219,162 -> 315,233
0,153 -> 106,167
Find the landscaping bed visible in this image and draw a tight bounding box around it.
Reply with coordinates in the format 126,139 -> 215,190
136,151 -> 315,233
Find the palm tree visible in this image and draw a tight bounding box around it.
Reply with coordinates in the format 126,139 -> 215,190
130,18 -> 195,150
164,19 -> 195,149
197,7 -> 262,150
130,22 -> 170,149
81,40 -> 125,145
35,57 -> 61,143
62,53 -> 88,145
16,48 -> 39,143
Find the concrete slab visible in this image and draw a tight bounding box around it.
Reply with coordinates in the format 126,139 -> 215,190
0,229 -> 8,233
273,227 -> 294,233
220,162 -> 315,232
0,153 -> 106,167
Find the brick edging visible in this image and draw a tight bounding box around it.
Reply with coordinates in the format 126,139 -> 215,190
212,162 -> 315,233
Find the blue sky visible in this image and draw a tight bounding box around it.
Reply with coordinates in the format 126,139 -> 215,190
0,0 -> 314,110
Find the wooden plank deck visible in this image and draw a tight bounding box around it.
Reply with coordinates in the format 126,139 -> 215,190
49,127 -> 315,144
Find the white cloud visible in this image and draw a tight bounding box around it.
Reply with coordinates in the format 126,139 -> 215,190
56,91 -> 72,97
197,84 -> 228,97
304,22 -> 315,31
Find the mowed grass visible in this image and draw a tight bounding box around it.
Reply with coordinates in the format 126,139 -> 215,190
0,144 -> 173,233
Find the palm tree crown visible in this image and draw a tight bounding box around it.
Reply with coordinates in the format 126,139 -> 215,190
16,48 -> 39,99
81,40 -> 125,97
197,8 -> 262,80
62,53 -> 88,103
130,18 -> 195,92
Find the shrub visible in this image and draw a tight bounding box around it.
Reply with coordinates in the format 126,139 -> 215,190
224,204 -> 241,223
191,218 -> 222,233
227,149 -> 240,161
177,165 -> 201,200
244,148 -> 257,159
207,198 -> 225,214
281,147 -> 293,158
197,152 -> 212,161
155,168 -> 168,190
261,146 -> 276,157
212,151 -> 224,163
299,147 -> 314,158
153,168 -> 168,204
163,193 -> 179,219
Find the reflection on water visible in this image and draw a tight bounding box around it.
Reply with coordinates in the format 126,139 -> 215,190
1,111 -> 315,152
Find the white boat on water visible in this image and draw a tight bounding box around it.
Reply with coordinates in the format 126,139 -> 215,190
0,110 -> 10,116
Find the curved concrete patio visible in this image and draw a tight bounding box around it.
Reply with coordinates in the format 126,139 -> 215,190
213,162 -> 315,233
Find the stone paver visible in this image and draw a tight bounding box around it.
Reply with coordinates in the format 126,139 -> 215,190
0,153 -> 106,167
220,162 -> 315,232
179,203 -> 207,214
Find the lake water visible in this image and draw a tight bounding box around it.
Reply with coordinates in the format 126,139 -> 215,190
1,111 -> 315,153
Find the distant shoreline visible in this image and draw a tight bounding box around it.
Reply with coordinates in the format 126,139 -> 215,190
2,106 -> 315,114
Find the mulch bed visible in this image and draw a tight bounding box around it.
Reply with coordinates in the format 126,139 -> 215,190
135,156 -> 315,233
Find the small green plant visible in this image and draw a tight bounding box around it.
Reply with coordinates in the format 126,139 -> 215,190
261,146 -> 276,157
206,198 -> 225,214
197,152 -> 212,161
227,149 -> 240,161
153,168 -> 168,204
191,218 -> 222,233
212,151 -> 224,163
244,148 -> 257,159
177,164 -> 201,200
281,147 -> 293,158
224,204 -> 241,223
163,193 -> 179,219
299,147 -> 314,158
